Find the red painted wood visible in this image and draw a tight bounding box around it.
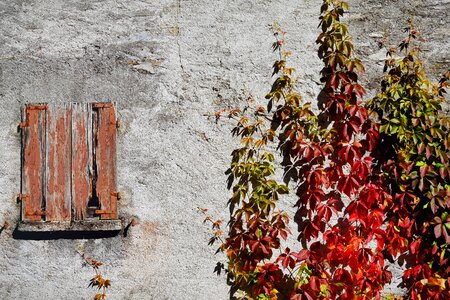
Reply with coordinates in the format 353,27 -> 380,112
72,103 -> 93,220
21,102 -> 118,223
94,104 -> 117,220
21,105 -> 46,221
45,104 -> 72,221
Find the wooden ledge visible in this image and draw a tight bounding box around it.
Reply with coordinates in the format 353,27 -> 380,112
16,220 -> 122,232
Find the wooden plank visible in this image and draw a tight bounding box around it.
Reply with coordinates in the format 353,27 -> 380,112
21,105 -> 46,221
72,103 -> 93,220
93,103 -> 117,220
45,103 -> 72,221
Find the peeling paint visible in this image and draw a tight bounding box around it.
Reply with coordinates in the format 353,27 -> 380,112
20,103 -> 118,225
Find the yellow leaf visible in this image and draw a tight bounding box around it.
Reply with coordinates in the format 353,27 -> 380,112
239,116 -> 249,124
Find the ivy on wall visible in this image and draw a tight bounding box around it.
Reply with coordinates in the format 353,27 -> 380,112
368,21 -> 450,299
203,1 -> 449,299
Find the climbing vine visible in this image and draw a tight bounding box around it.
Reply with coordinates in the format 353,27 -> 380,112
266,1 -> 391,298
204,1 -> 449,299
208,56 -> 292,298
367,21 -> 450,299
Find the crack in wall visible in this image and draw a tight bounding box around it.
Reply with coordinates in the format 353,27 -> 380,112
175,0 -> 185,74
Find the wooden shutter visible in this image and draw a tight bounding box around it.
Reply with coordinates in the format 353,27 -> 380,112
21,102 -> 118,223
21,105 -> 47,221
93,103 -> 118,220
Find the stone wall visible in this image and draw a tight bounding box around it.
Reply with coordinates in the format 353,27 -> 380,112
0,0 -> 448,299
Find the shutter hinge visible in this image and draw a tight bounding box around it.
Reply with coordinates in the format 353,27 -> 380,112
93,103 -> 114,109
18,194 -> 45,217
25,210 -> 46,216
93,103 -> 119,127
19,105 -> 48,128
110,116 -> 120,127
95,210 -> 115,215
111,191 -> 121,201
17,193 -> 31,201
27,105 -> 48,110
94,192 -> 120,216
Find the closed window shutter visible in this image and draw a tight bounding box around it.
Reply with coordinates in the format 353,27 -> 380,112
20,103 -> 118,223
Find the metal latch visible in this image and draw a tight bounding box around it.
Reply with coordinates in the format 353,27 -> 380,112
19,105 -> 48,128
110,192 -> 121,201
95,210 -> 115,215
25,210 -> 46,216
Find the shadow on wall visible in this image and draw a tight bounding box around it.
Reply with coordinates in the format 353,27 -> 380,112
12,228 -> 121,240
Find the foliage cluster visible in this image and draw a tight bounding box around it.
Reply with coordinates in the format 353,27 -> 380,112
203,1 -> 449,299
367,22 -> 450,299
82,254 -> 111,300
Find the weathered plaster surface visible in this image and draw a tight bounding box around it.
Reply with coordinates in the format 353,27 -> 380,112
0,0 -> 448,299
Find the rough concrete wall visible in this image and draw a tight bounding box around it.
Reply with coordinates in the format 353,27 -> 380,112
0,0 -> 448,299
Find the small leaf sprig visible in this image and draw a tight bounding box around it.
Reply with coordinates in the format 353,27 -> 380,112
81,254 -> 111,300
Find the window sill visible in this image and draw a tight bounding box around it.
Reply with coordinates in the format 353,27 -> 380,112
16,220 -> 122,232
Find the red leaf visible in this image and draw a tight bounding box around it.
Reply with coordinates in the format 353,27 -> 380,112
346,200 -> 368,223
353,83 -> 366,98
299,220 -> 320,241
309,276 -> 320,292
419,165 -> 428,178
337,175 -> 360,196
293,249 -> 310,262
426,146 -> 432,160
443,226 -> 450,244
410,239 -> 421,254
317,203 -> 333,222
279,229 -> 288,240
